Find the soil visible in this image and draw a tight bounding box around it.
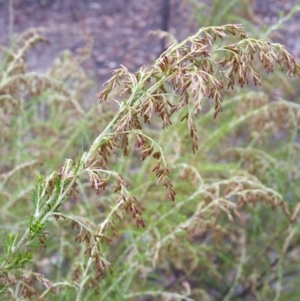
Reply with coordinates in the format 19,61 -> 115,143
0,0 -> 299,87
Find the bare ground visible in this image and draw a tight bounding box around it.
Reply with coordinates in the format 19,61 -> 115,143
0,0 -> 299,86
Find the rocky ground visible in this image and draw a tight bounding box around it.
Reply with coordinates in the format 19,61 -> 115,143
0,0 -> 299,86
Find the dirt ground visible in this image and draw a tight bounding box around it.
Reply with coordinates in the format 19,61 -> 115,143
0,0 -> 299,86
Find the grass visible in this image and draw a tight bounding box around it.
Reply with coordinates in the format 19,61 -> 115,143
1,3 -> 300,300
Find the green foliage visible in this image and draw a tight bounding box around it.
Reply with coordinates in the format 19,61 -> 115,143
1,3 -> 300,301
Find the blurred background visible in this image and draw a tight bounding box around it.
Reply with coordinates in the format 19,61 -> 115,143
0,0 -> 299,86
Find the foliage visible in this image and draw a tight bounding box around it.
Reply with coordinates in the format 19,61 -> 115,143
1,9 -> 300,301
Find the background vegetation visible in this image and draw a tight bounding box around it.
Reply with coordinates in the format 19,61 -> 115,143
1,1 -> 300,300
